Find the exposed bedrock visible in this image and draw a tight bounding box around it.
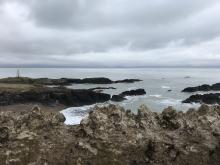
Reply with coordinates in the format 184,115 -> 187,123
111,94 -> 127,102
0,104 -> 220,164
0,77 -> 142,85
182,83 -> 220,92
183,93 -> 220,104
120,88 -> 146,96
111,88 -> 146,102
0,87 -> 111,107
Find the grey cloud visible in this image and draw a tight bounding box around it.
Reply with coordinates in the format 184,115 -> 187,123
0,0 -> 220,67
27,0 -> 217,28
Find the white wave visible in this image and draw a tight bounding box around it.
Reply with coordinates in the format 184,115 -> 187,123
61,102 -> 111,125
125,95 -> 148,100
161,86 -> 171,89
119,95 -> 148,106
149,94 -> 162,98
127,87 -> 138,90
160,99 -> 181,105
61,105 -> 95,125
183,102 -> 201,108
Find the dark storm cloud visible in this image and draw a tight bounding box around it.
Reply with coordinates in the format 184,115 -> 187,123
0,0 -> 220,67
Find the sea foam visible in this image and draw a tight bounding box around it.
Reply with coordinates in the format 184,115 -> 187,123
161,86 -> 171,89
61,105 -> 94,125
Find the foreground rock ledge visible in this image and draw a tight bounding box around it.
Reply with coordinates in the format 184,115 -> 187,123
0,105 -> 220,165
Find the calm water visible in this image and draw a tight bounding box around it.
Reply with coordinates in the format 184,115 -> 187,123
0,68 -> 219,124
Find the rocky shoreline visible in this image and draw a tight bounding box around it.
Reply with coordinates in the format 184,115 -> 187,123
0,77 -> 142,86
182,83 -> 220,105
0,84 -> 148,108
111,89 -> 146,102
0,76 -> 146,108
1,76 -> 220,109
0,85 -> 111,107
182,83 -> 220,92
183,93 -> 220,104
0,104 -> 220,164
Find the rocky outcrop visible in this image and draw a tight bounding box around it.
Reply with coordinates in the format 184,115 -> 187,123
111,89 -> 146,102
182,83 -> 220,92
0,104 -> 220,164
114,79 -> 142,83
183,93 -> 220,104
120,88 -> 146,96
0,77 -> 142,85
0,87 -> 111,107
111,94 -> 127,102
89,87 -> 116,93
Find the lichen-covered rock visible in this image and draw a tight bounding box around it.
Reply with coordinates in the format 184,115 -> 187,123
159,106 -> 181,129
0,127 -> 9,143
0,104 -> 220,165
136,105 -> 158,129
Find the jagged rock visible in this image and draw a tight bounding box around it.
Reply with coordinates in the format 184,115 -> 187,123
158,106 -> 181,130
0,104 -> 220,164
55,113 -> 66,123
182,83 -> 220,92
114,79 -> 142,83
89,87 -> 116,91
80,77 -> 113,84
136,105 -> 158,129
111,94 -> 126,102
77,141 -> 98,155
16,131 -> 36,140
111,89 -> 146,102
0,77 -> 142,85
137,105 -> 151,118
182,93 -> 220,104
51,113 -> 66,126
120,89 -> 146,96
0,87 -> 111,107
162,106 -> 177,120
198,104 -> 210,115
0,127 -> 9,143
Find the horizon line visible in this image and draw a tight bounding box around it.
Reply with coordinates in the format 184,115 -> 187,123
0,65 -> 220,69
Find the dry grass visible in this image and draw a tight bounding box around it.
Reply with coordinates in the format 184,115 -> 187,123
0,103 -> 66,112
0,83 -> 38,92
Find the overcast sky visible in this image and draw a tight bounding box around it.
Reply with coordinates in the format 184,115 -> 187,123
0,0 -> 220,67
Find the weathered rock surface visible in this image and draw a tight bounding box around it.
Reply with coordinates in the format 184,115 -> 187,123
183,93 -> 220,104
111,89 -> 146,102
1,104 -> 220,165
0,86 -> 111,106
114,79 -> 142,83
89,87 -> 116,93
120,88 -> 146,96
111,94 -> 127,102
182,83 -> 220,92
0,77 -> 142,85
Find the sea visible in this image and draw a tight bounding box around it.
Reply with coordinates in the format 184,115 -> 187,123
0,68 -> 220,125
